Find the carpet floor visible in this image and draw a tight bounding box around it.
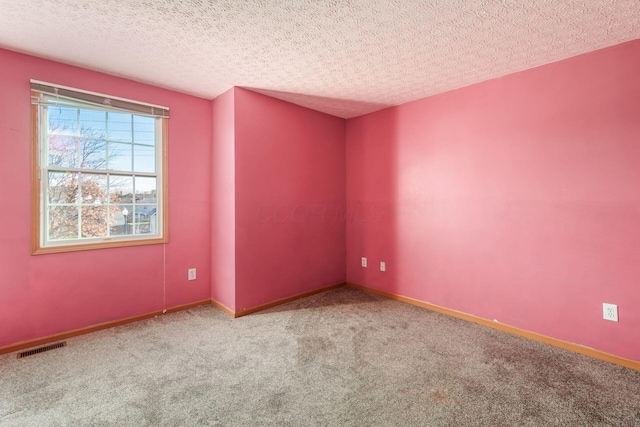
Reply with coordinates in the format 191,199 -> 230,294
1,287 -> 639,426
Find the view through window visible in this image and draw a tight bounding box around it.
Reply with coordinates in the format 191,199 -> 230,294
31,82 -> 168,253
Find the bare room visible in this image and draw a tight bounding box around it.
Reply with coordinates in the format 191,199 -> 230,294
1,1 -> 639,425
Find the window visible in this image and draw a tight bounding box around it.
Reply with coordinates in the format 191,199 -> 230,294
31,81 -> 169,254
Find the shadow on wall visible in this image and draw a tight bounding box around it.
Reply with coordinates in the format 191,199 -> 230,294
345,106 -> 400,295
232,87 -> 347,310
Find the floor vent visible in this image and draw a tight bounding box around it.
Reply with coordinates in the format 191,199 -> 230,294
18,341 -> 67,359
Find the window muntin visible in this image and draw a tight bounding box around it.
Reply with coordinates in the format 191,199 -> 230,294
31,83 -> 168,254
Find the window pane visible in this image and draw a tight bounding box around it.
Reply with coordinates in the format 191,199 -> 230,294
48,107 -> 77,134
48,135 -> 78,168
109,175 -> 133,203
79,138 -> 107,170
133,115 -> 155,145
109,205 -> 133,236
48,171 -> 79,204
80,174 -> 108,204
81,206 -> 107,238
35,85 -> 166,251
108,142 -> 132,171
134,206 -> 156,235
135,177 -> 157,204
49,206 -> 79,240
108,112 -> 132,142
79,109 -> 106,140
133,144 -> 155,173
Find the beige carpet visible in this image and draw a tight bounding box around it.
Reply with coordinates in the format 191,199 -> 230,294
1,287 -> 639,426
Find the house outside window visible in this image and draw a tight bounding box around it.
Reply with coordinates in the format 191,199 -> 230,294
31,81 -> 169,254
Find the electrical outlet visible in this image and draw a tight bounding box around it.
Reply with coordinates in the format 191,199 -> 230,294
188,268 -> 197,281
361,257 -> 367,268
380,261 -> 386,272
603,303 -> 618,322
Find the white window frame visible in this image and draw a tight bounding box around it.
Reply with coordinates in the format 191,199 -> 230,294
31,81 -> 169,254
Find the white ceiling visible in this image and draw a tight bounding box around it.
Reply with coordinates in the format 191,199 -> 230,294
1,1 -> 639,118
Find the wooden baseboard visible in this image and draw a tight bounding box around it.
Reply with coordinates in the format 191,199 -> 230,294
210,298 -> 236,317
347,282 -> 640,371
234,282 -> 347,318
1,284 -> 347,354
10,282 -> 634,372
0,299 -> 211,356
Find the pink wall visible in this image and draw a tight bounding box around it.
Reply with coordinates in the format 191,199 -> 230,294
0,49 -> 212,348
234,88 -> 346,310
4,39 -> 638,364
346,40 -> 640,361
211,89 -> 236,309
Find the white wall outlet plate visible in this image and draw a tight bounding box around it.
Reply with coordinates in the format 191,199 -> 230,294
188,268 -> 197,281
361,257 -> 367,268
380,261 -> 386,272
603,303 -> 618,322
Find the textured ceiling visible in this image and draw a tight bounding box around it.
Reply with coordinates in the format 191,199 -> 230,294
1,1 -> 639,118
